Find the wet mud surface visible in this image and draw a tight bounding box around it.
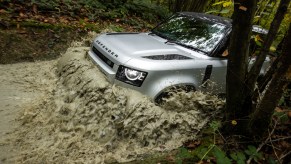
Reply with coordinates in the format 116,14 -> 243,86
0,33 -> 225,163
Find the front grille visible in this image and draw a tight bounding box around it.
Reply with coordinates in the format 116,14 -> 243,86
92,46 -> 114,68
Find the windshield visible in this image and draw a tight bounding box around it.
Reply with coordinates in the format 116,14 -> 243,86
152,14 -> 227,54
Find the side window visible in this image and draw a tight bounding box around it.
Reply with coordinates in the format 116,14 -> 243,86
214,37 -> 230,58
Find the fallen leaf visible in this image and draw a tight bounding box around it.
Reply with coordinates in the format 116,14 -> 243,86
231,120 -> 237,126
19,12 -> 25,17
184,140 -> 201,149
239,6 -> 247,11
0,9 -> 7,13
165,155 -> 175,162
17,30 -> 27,34
275,107 -> 283,113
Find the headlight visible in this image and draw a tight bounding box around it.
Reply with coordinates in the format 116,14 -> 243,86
125,68 -> 143,80
116,66 -> 147,87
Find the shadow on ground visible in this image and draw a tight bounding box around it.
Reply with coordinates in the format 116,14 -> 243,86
0,27 -> 86,64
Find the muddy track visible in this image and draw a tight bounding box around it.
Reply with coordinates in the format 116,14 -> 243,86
0,34 -> 225,163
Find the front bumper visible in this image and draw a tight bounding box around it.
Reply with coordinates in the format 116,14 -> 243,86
87,50 -> 116,83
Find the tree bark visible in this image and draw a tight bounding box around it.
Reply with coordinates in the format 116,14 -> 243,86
248,24 -> 291,137
188,0 -> 210,12
170,0 -> 210,12
246,0 -> 290,96
224,0 -> 258,134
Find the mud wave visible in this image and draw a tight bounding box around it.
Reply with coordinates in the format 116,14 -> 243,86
13,34 -> 225,163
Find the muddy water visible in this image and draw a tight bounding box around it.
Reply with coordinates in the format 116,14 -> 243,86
11,33 -> 225,163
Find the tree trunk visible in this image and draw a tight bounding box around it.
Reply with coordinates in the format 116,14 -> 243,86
246,0 -> 290,96
170,0 -> 210,12
258,35 -> 288,93
188,0 -> 210,12
248,24 -> 291,137
224,0 -> 258,134
173,0 -> 186,12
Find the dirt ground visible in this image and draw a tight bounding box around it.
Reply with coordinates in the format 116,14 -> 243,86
0,28 -> 85,64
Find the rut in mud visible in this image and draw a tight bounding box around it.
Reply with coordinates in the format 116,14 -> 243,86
8,33 -> 225,163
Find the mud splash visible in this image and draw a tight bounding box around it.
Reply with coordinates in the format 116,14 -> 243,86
12,33 -> 225,163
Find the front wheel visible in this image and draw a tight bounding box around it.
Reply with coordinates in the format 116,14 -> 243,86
154,85 -> 196,104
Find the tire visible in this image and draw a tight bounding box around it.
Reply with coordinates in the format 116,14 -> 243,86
154,85 -> 196,104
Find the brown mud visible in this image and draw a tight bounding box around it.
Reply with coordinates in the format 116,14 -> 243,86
0,33 -> 225,163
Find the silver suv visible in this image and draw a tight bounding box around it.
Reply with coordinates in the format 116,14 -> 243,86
88,12 -> 270,102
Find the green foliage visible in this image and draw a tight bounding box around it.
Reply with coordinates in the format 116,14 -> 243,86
254,0 -> 290,47
206,9 -> 231,14
193,145 -> 211,160
169,120 -> 265,163
208,145 -> 262,164
175,147 -> 192,164
230,152 -> 246,164
244,145 -> 263,163
212,1 -> 232,7
212,147 -> 232,164
2,0 -> 169,23
206,0 -> 233,17
278,88 -> 291,106
251,35 -> 264,47
183,121 -> 265,163
124,0 -> 169,22
273,109 -> 289,124
108,24 -> 124,32
209,120 -> 221,132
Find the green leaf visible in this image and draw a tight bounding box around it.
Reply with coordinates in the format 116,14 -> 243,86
212,1 -> 228,6
205,9 -> 220,14
248,145 -> 257,153
175,147 -> 192,164
267,156 -> 277,164
270,46 -> 276,52
213,147 -> 231,164
209,121 -> 221,131
255,39 -> 262,47
245,145 -> 263,162
219,9 -> 231,14
223,1 -> 232,7
206,9 -> 231,14
237,160 -> 245,164
178,147 -> 192,158
237,152 -> 246,161
230,152 -> 246,164
196,146 -> 210,159
230,153 -> 238,160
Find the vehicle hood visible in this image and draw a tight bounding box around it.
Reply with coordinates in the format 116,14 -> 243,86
95,33 -> 190,63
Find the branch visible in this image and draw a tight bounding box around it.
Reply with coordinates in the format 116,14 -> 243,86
246,0 -> 290,93
280,151 -> 291,161
268,136 -> 291,142
246,120 -> 278,164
